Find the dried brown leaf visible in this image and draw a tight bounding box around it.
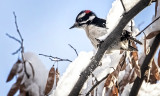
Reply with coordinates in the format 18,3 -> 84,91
158,50 -> 160,67
144,36 -> 147,55
129,70 -> 137,84
6,59 -> 22,82
132,59 -> 141,78
151,59 -> 160,80
104,70 -> 118,90
19,84 -> 27,96
118,64 -> 132,94
132,42 -> 138,60
45,66 -> 55,95
149,74 -> 157,84
104,75 -> 114,88
117,53 -> 126,71
121,62 -> 127,71
7,75 -> 23,96
146,31 -> 160,39
91,80 -> 94,96
155,0 -> 158,17
56,68 -> 60,86
120,50 -> 124,54
111,85 -> 118,96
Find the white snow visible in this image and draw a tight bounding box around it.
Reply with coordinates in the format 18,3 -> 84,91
98,0 -> 140,41
19,52 -> 49,96
53,51 -> 94,96
52,51 -> 122,96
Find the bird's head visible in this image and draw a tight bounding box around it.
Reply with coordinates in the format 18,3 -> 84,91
70,10 -> 96,29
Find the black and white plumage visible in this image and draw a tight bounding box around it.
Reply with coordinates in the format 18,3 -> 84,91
70,10 -> 141,53
70,10 -> 107,49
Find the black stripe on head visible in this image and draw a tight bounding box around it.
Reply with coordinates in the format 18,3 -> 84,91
76,10 -> 96,23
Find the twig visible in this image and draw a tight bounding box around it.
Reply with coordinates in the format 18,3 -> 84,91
92,73 -> 98,82
68,44 -> 78,56
136,16 -> 160,37
39,54 -> 72,62
86,74 -> 109,96
12,47 -> 22,55
6,33 -> 22,55
131,20 -> 133,32
6,33 -> 21,44
12,12 -> 30,79
13,12 -> 23,43
120,0 -> 126,12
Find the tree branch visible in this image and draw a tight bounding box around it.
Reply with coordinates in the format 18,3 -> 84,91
136,16 -> 160,37
11,12 -> 30,79
120,0 -> 126,12
86,74 -> 109,96
129,33 -> 160,96
39,54 -> 72,62
68,0 -> 151,96
68,44 -> 78,56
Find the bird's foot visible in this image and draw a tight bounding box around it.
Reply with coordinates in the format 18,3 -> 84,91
95,38 -> 104,48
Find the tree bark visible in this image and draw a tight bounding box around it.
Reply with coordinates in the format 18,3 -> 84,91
129,33 -> 160,96
69,0 -> 151,96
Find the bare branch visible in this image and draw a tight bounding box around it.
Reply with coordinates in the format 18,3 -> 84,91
12,47 -> 22,55
5,33 -> 22,55
86,74 -> 109,96
12,12 -> 29,79
136,16 -> 160,37
13,12 -> 23,43
68,44 -> 78,56
39,54 -> 72,62
6,33 -> 21,44
120,0 -> 126,12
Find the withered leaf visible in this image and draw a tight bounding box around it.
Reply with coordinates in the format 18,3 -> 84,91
129,71 -> 137,84
19,84 -> 27,96
91,80 -> 94,96
158,50 -> 160,67
132,59 -> 141,78
7,75 -> 24,96
118,53 -> 126,71
121,62 -> 126,71
144,36 -> 147,55
111,85 -> 118,96
45,66 -> 55,95
56,68 -> 60,86
155,0 -> 158,17
104,70 -> 118,89
104,74 -> 114,89
6,59 -> 22,82
131,42 -> 138,61
120,50 -> 124,54
146,31 -> 160,39
151,59 -> 160,80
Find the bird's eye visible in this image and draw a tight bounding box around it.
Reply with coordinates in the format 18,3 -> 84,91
79,18 -> 83,22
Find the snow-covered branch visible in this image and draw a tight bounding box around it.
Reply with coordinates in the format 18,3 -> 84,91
69,0 -> 151,95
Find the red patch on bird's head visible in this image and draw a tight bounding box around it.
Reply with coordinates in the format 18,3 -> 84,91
85,10 -> 91,14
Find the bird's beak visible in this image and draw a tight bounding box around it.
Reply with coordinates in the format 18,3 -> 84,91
69,22 -> 78,29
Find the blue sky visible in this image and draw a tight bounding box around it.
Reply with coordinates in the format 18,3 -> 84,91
0,0 -> 155,95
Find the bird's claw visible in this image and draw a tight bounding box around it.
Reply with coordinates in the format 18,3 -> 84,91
95,38 -> 104,48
